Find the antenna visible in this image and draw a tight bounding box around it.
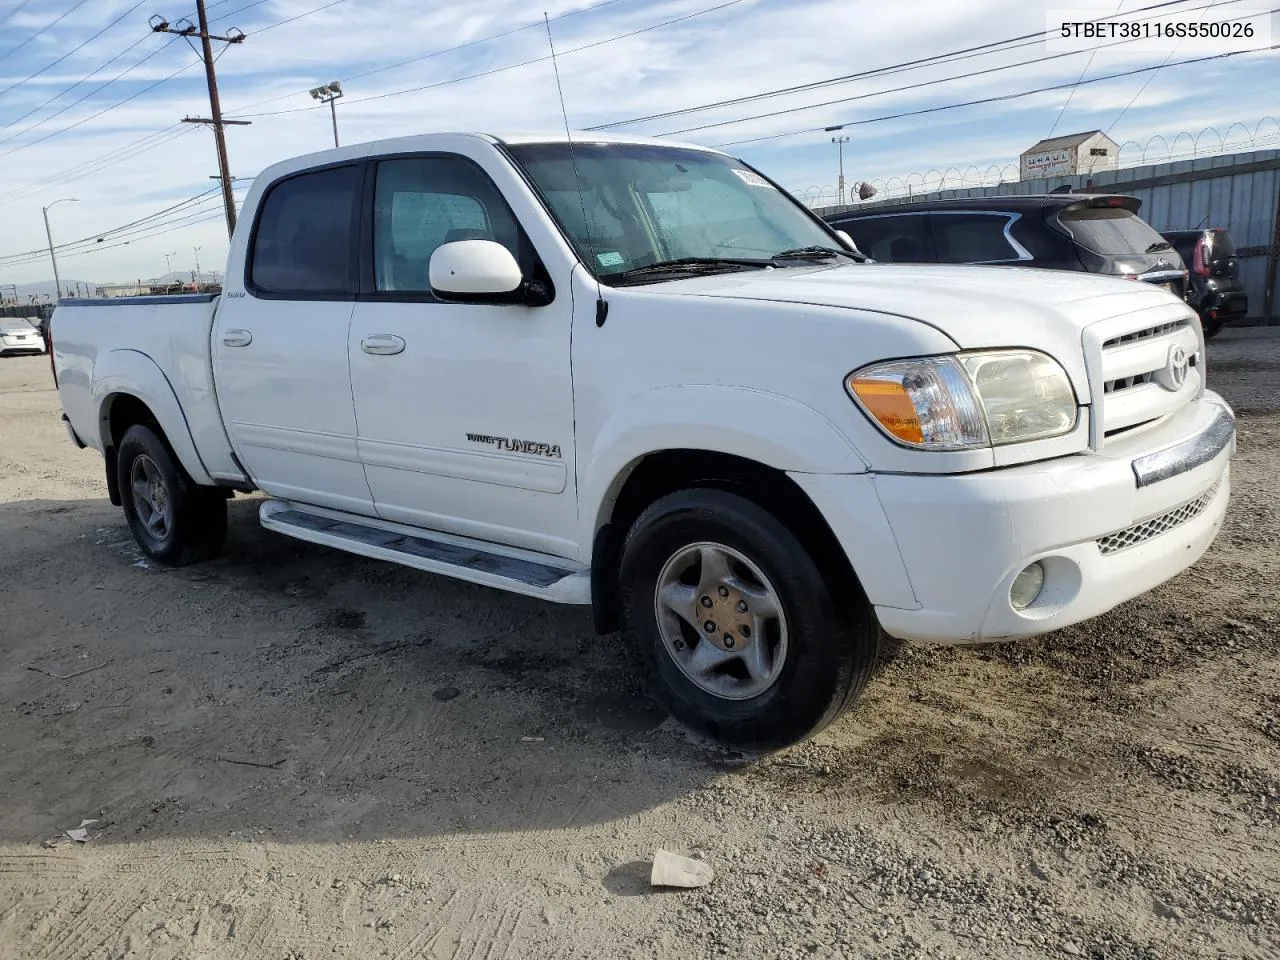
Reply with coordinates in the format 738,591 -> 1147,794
544,12 -> 608,327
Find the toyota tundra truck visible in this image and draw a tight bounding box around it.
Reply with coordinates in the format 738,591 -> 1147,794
50,133 -> 1235,748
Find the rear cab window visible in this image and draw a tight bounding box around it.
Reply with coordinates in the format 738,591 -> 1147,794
248,165 -> 362,297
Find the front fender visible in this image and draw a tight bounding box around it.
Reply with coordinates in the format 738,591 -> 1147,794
581,384 -> 867,542
92,349 -> 214,486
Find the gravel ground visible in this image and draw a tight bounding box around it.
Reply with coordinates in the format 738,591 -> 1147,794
0,326 -> 1277,960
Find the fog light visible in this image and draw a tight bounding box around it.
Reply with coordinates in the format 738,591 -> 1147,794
1010,562 -> 1045,611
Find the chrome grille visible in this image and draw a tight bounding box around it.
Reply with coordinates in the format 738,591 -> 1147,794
1096,481 -> 1221,555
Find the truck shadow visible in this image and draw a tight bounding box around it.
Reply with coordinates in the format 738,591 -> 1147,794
0,496 -> 745,847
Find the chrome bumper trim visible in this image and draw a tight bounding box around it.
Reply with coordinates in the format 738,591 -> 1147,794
1131,406 -> 1235,488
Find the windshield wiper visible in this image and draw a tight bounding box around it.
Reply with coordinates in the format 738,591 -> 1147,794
772,245 -> 863,263
608,256 -> 771,284
1144,241 -> 1173,253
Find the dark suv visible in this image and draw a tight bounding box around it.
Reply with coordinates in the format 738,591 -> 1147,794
824,194 -> 1188,299
1162,228 -> 1247,338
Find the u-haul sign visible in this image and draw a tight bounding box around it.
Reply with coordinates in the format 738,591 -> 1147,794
1022,148 -> 1074,178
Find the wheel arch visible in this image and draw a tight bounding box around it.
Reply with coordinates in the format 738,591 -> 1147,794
92,350 -> 214,495
588,448 -> 865,634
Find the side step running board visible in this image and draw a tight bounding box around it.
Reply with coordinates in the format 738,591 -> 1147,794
259,500 -> 590,604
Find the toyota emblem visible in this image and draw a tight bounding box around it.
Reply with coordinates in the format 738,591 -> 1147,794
1166,345 -> 1189,390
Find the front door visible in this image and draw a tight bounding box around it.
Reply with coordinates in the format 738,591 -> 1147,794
348,153 -> 577,559
213,162 -> 375,515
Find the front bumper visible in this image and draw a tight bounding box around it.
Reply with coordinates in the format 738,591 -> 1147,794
792,393 -> 1234,644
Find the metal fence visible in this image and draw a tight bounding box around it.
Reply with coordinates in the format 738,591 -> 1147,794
813,148 -> 1280,323
0,303 -> 53,321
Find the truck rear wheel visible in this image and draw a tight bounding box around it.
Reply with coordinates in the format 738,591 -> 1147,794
617,489 -> 879,751
117,424 -> 227,566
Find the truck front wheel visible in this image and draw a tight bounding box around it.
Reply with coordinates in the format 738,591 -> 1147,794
617,489 -> 879,751
117,424 -> 227,566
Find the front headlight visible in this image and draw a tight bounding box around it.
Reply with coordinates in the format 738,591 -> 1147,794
846,350 -> 1077,450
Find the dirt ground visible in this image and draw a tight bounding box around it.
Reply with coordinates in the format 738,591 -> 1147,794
1,329 -> 1277,960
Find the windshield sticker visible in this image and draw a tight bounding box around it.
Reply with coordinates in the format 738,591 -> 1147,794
597,251 -> 625,267
731,168 -> 771,187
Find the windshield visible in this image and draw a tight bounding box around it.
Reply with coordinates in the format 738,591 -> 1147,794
505,142 -> 839,282
1056,207 -> 1170,256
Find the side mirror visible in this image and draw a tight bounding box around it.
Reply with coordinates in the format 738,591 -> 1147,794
429,240 -> 524,300
835,229 -> 859,252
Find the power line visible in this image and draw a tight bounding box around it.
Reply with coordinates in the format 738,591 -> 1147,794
0,189 -> 246,268
1046,0 -> 1129,140
0,33 -> 156,138
0,0 -> 37,29
0,0 -> 348,163
0,186 -> 224,262
0,124 -> 194,205
223,0 -> 628,116
1,205 -> 241,269
228,0 -> 749,120
714,44 -> 1280,148
654,0 -> 1258,137
0,38 -> 185,149
0,0 -> 96,64
0,57 -> 199,159
589,0 -> 1213,131
0,0 -> 149,98
1107,0 -> 1227,133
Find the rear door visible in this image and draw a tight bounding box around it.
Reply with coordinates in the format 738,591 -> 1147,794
213,162 -> 375,515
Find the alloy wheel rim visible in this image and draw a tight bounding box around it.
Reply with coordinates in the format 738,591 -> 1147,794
653,541 -> 788,701
130,454 -> 172,542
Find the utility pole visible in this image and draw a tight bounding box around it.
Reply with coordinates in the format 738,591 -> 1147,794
309,81 -> 344,148
151,4 -> 247,238
826,128 -> 851,207
42,197 -> 77,302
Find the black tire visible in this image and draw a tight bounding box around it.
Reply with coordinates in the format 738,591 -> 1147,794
617,489 -> 879,751
117,423 -> 226,566
1202,315 -> 1225,339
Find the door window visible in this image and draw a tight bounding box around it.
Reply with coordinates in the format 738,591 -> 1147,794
372,156 -> 522,294
249,165 -> 361,296
931,214 -> 1023,263
835,214 -> 934,263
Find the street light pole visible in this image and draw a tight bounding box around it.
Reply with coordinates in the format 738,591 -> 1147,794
309,81 -> 344,148
193,245 -> 203,277
164,251 -> 177,278
42,197 -> 77,301
831,135 -> 850,206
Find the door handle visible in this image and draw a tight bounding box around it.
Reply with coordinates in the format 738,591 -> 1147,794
222,329 -> 253,348
360,334 -> 406,356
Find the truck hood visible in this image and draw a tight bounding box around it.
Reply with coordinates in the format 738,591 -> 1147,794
643,262 -> 1193,398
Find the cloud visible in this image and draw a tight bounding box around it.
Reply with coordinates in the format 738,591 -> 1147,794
0,0 -> 1274,284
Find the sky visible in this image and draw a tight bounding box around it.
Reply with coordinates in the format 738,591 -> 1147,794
0,0 -> 1276,287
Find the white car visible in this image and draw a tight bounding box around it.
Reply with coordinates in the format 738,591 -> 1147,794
49,132 -> 1233,748
0,318 -> 45,356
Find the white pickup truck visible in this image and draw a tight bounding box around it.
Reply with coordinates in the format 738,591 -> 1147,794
52,132 -> 1235,748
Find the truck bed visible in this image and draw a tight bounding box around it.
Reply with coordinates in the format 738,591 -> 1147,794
52,294 -> 244,485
